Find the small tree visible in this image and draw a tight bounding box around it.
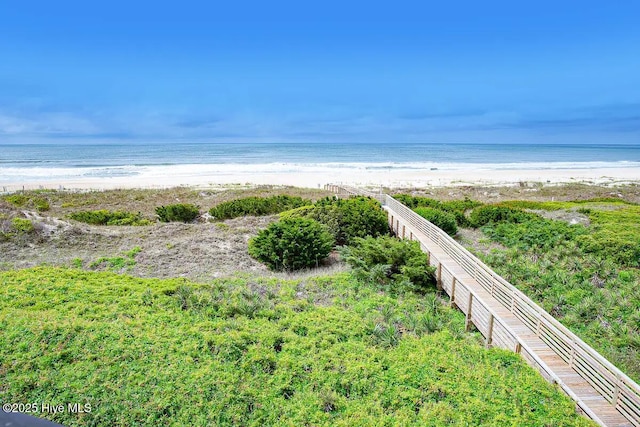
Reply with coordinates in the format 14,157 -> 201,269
248,218 -> 334,271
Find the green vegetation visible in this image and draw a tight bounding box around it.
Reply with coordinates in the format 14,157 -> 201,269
340,236 -> 435,294
483,216 -> 586,251
155,203 -> 200,223
0,217 -> 36,241
250,196 -> 388,271
394,194 -> 481,227
472,203 -> 640,381
498,198 -> 636,211
414,207 -> 458,236
209,195 -> 311,220
469,204 -> 538,227
68,210 -> 152,226
10,217 -> 35,234
475,200 -> 640,268
248,218 -> 334,271
0,267 -> 593,426
577,206 -> 640,267
89,247 -> 142,272
282,196 -> 389,245
3,193 -> 50,212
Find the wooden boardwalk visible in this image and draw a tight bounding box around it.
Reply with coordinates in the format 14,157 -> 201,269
326,185 -> 640,427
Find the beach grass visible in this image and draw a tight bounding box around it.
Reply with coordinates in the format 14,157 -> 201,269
0,267 -> 594,426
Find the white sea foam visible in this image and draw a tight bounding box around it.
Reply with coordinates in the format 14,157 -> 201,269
2,160 -> 640,184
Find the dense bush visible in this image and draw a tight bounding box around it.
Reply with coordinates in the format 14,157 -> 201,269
469,205 -> 538,227
395,194 -> 480,227
156,203 -> 200,223
285,196 -> 389,246
340,236 -> 435,294
414,207 -> 458,236
209,195 -> 311,220
68,210 -> 152,226
248,218 -> 334,271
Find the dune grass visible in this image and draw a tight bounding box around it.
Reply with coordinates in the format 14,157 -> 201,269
473,202 -> 640,381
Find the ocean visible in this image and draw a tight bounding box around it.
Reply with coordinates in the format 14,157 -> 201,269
1,142 -> 639,185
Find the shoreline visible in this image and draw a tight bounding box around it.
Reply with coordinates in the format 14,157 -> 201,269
1,165 -> 639,192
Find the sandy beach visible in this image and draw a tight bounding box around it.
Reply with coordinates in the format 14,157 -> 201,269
2,164 -> 639,192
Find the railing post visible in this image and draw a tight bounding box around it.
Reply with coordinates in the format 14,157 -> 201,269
613,374 -> 621,406
515,342 -> 522,354
402,225 -> 405,239
465,293 -> 474,331
436,263 -> 442,291
450,277 -> 457,307
485,314 -> 494,348
569,339 -> 576,367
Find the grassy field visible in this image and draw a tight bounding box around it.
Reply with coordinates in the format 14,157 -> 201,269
0,267 -> 593,426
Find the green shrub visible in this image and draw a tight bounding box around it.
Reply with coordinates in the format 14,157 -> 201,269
156,204 -> 200,222
3,194 -> 50,211
483,218 -> 586,251
442,198 -> 484,212
290,196 -> 389,246
578,233 -> 640,268
68,210 -> 152,226
209,195 -> 311,220
395,194 -> 480,227
248,218 -> 334,271
340,236 -> 435,294
394,194 -> 441,209
3,194 -> 28,207
469,205 -> 538,227
33,198 -> 50,212
414,207 -> 458,236
575,208 -> 640,268
90,246 -> 142,272
279,205 -> 316,220
11,217 -> 34,234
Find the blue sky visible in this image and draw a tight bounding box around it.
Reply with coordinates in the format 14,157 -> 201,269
1,0 -> 639,144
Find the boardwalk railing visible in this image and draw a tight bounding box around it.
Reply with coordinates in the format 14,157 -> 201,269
326,184 -> 640,427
